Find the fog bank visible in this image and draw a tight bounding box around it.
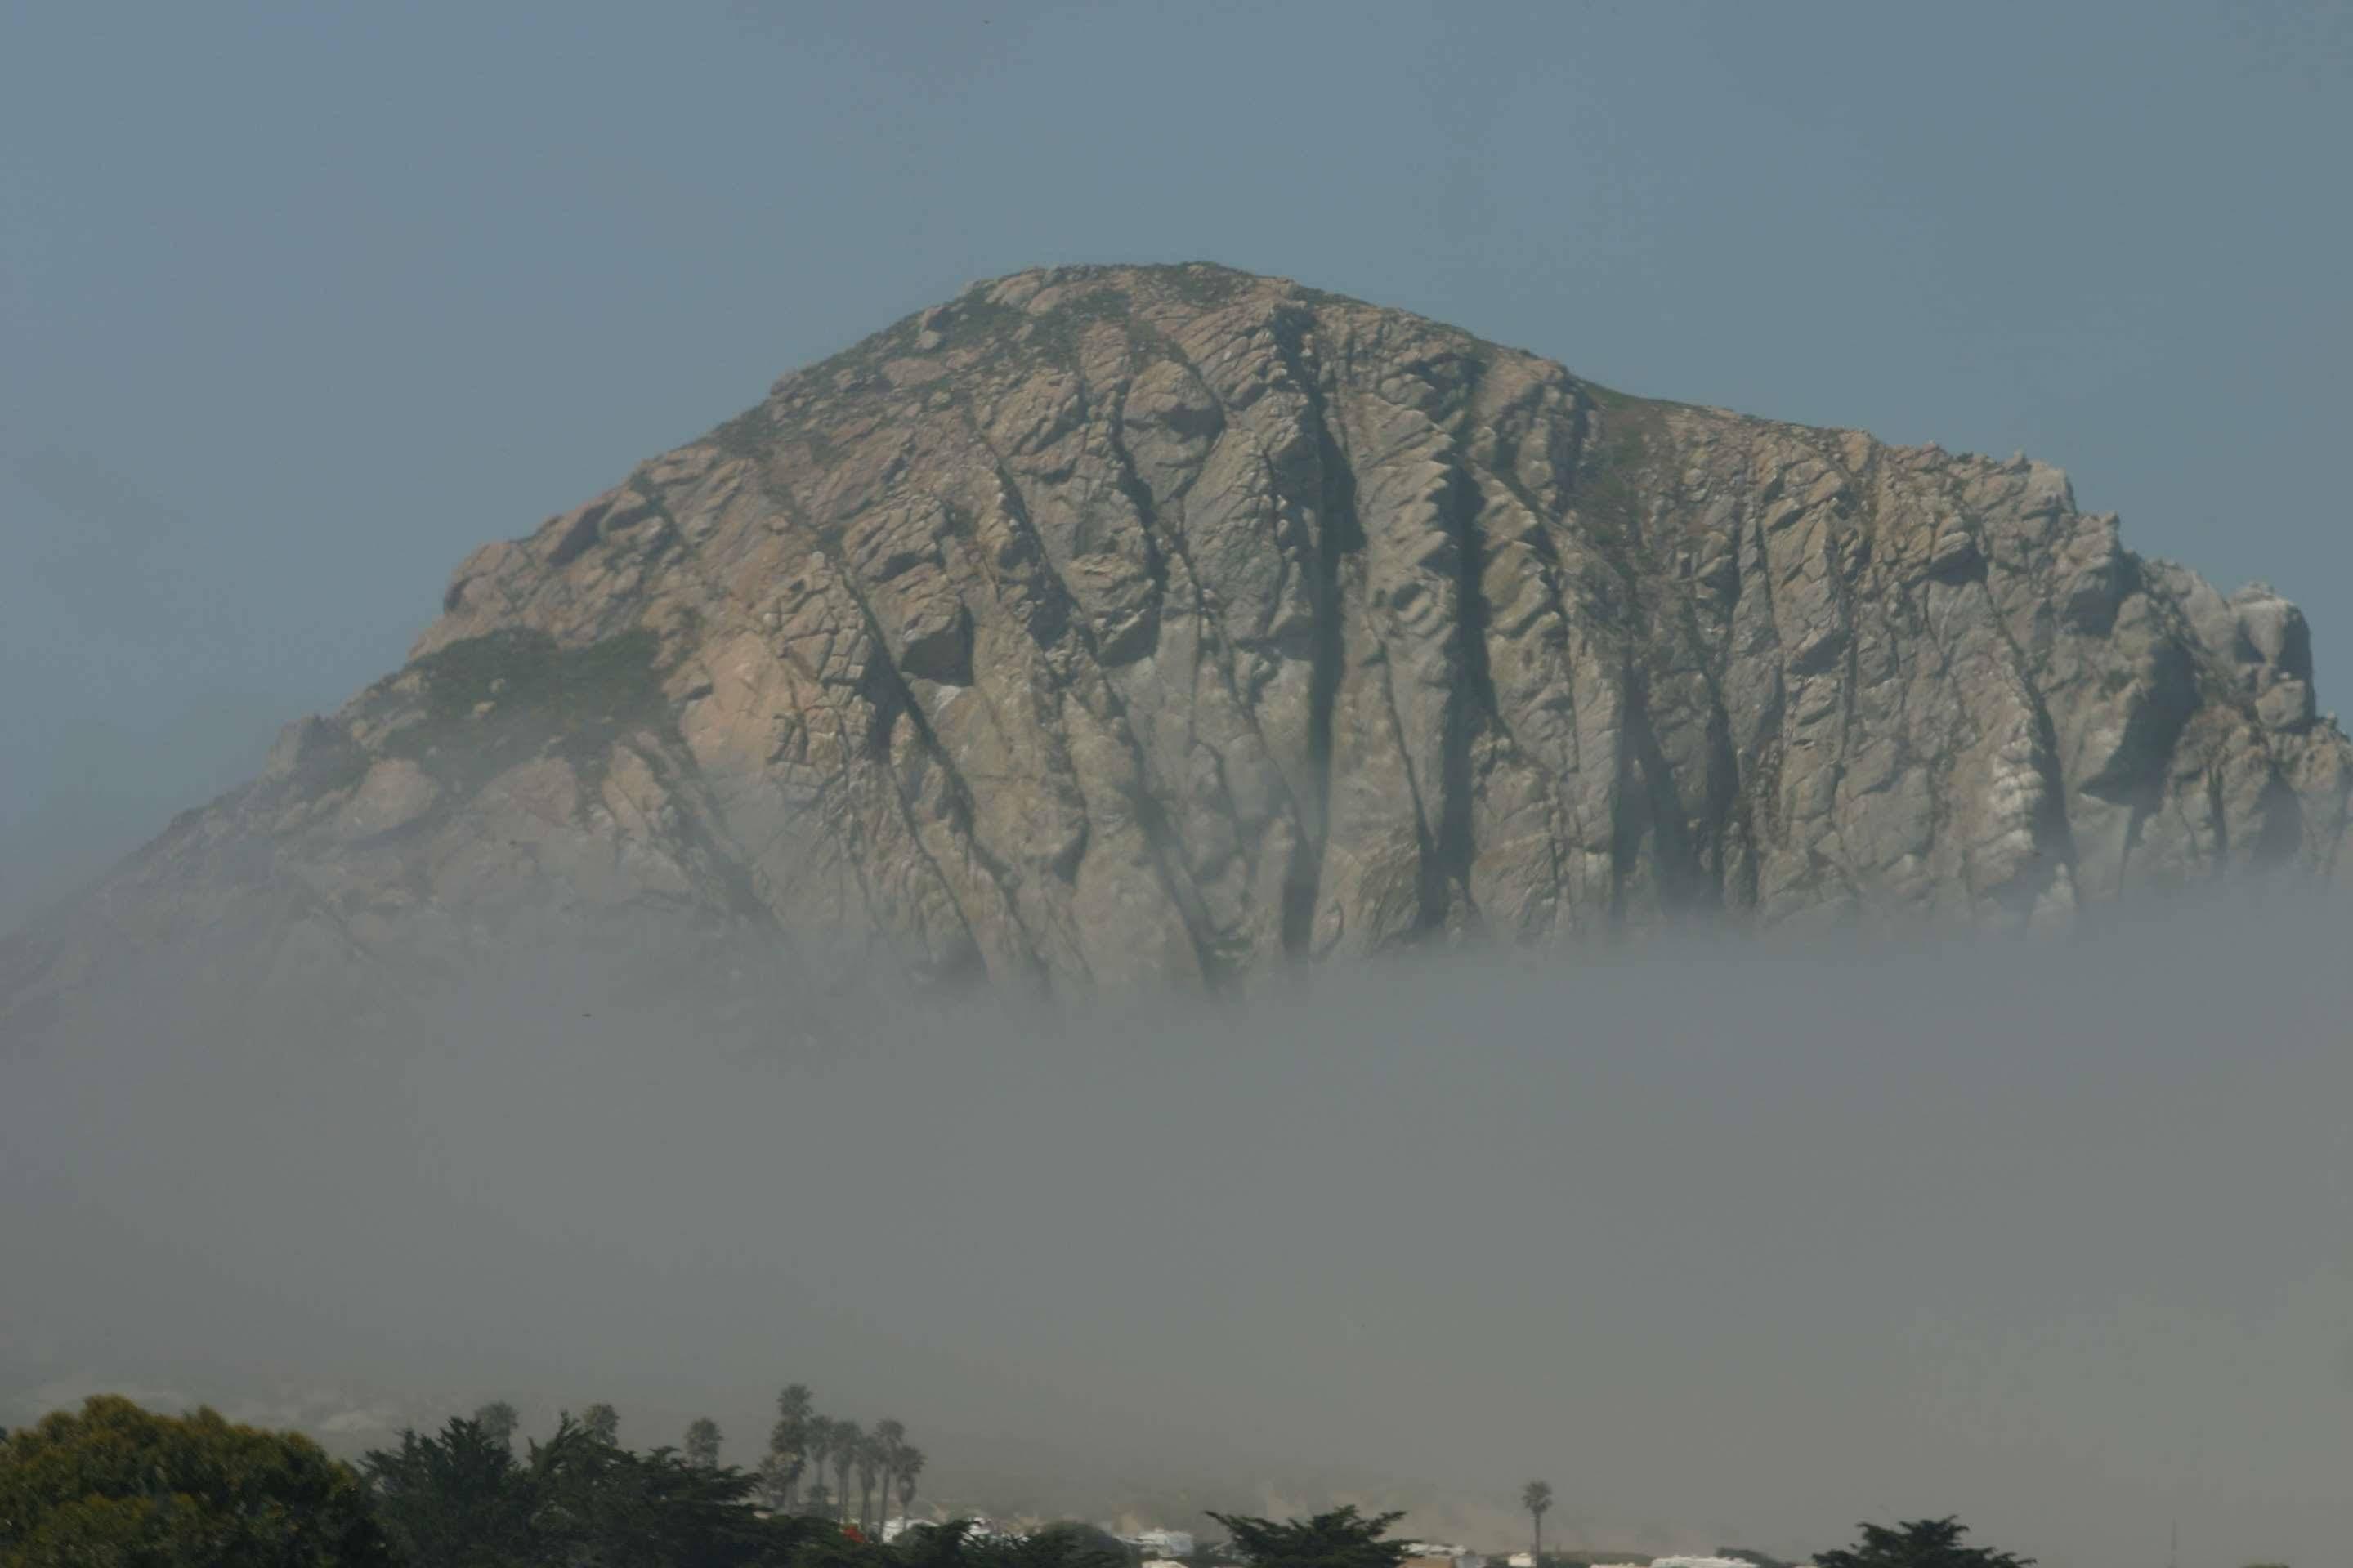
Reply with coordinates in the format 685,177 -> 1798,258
7,898 -> 2350,1568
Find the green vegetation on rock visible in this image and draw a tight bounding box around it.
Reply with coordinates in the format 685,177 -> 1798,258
387,627 -> 670,788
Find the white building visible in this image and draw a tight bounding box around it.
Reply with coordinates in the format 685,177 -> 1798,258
1133,1530 -> 1197,1559
1402,1544 -> 1481,1568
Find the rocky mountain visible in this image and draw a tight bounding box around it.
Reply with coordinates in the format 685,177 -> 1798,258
7,262 -> 2347,1021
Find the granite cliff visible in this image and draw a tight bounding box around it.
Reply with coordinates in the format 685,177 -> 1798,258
8,263 -> 2347,1021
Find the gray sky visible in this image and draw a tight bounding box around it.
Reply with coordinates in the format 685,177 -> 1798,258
4,0 -> 2351,922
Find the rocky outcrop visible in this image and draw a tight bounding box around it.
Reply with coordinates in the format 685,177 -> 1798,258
8,263 -> 2347,1020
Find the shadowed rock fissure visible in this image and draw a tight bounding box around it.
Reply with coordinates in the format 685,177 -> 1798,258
1434,462 -> 1498,933
1622,668 -> 1711,918
983,397 -> 1230,989
1280,338 -> 1362,961
838,584 -> 1003,990
1100,409 -> 1237,990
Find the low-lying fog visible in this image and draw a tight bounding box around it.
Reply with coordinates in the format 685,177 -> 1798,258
7,896 -> 2349,1568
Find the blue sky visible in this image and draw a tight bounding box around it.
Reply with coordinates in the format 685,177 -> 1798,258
5,0 -> 2350,915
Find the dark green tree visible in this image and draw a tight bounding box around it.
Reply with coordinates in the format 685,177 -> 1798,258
367,1411 -> 803,1568
977,1521 -> 1136,1568
1814,1518 -> 2035,1568
472,1400 -> 521,1450
514,1414 -> 781,1566
0,1394 -> 394,1567
896,1519 -> 982,1568
687,1418 -> 724,1469
362,1416 -> 532,1568
579,1402 -> 620,1447
789,1517 -> 897,1568
1206,1507 -> 1411,1568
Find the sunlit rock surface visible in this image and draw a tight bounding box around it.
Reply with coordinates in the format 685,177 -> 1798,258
7,263 -> 2346,1022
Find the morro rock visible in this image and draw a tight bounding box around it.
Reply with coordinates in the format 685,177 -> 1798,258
7,263 -> 2347,1019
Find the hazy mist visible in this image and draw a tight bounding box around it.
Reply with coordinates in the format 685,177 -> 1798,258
9,898 -> 2350,1568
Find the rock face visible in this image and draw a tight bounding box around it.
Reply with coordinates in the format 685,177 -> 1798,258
7,263 -> 2349,1019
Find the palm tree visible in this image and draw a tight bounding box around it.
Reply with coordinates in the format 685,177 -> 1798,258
1522,1481 -> 1555,1568
830,1418 -> 862,1526
894,1445 -> 925,1526
754,1453 -> 791,1513
684,1418 -> 722,1468
872,1419 -> 906,1532
856,1431 -> 885,1534
472,1400 -> 520,1450
770,1385 -> 816,1510
802,1414 -> 835,1519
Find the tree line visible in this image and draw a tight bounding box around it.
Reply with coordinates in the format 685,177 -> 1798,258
3,1394 -> 2052,1568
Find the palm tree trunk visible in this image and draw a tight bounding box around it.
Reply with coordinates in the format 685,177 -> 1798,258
1534,1513 -> 1543,1568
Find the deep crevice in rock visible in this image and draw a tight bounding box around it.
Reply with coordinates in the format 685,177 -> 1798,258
1277,319 -> 1361,961
1433,462 -> 1500,933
